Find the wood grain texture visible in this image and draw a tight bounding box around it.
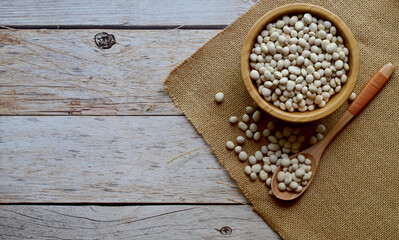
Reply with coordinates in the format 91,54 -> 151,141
0,205 -> 280,239
0,0 -> 258,26
0,29 -> 219,116
0,116 -> 247,203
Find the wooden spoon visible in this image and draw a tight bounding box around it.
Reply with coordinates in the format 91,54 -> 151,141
271,63 -> 395,200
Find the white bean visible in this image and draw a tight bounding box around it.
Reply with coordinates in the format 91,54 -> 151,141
254,151 -> 263,161
263,129 -> 271,137
252,110 -> 261,122
283,173 -> 292,185
289,181 -> 299,189
226,141 -> 235,150
305,158 -> 312,165
236,136 -> 245,144
277,172 -> 286,182
315,124 -> 326,133
249,123 -> 258,132
316,133 -> 323,141
229,116 -> 238,124
244,166 -> 252,175
246,106 -> 254,114
266,177 -> 272,187
259,170 -> 268,181
234,146 -> 242,154
295,168 -> 305,178
214,92 -> 224,103
281,157 -> 291,167
294,185 -> 303,192
238,122 -> 248,131
238,151 -> 248,161
249,156 -> 257,165
349,92 -> 356,101
253,132 -> 261,141
309,136 -> 317,145
246,130 -> 253,139
252,164 -> 262,173
295,21 -> 304,31
250,172 -> 257,181
278,182 -> 286,191
242,114 -> 250,123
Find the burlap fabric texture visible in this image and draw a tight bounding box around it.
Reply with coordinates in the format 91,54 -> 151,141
164,0 -> 399,239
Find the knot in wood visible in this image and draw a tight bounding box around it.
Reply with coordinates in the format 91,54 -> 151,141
218,226 -> 232,235
94,32 -> 116,49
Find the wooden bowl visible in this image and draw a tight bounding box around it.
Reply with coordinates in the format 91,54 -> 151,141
241,3 -> 359,122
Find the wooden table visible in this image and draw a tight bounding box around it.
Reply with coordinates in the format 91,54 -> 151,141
0,1 -> 280,238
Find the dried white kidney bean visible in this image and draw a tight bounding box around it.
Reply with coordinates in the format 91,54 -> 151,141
236,136 -> 245,144
253,132 -> 261,141
214,92 -> 224,103
226,141 -> 234,150
252,110 -> 261,122
229,116 -> 238,124
246,130 -> 253,139
245,166 -> 252,175
349,92 -> 356,101
242,114 -> 250,123
250,172 -> 257,181
315,124 -> 326,133
238,122 -> 248,131
239,151 -> 248,161
234,146 -> 242,154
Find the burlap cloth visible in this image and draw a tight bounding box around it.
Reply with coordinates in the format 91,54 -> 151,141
164,0 -> 399,239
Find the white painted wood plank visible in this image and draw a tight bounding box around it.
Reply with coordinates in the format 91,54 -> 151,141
0,205 -> 280,239
0,29 -> 219,115
0,0 -> 257,26
0,116 -> 246,203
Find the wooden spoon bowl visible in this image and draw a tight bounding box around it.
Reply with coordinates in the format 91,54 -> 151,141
271,152 -> 317,201
241,3 -> 360,122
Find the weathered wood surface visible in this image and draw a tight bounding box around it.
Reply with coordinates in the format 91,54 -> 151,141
0,0 -> 257,27
0,29 -> 220,116
0,0 -> 281,238
0,205 -> 280,239
0,116 -> 249,203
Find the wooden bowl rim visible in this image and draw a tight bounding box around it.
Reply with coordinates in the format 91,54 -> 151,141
241,3 -> 360,122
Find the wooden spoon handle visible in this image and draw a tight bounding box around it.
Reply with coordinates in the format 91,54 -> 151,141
348,63 -> 395,116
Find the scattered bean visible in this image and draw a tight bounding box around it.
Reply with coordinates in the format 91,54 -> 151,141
250,172 -> 258,181
239,151 -> 248,161
237,136 -> 246,144
226,141 -> 235,150
234,146 -> 242,154
246,130 -> 254,139
253,132 -> 261,141
245,166 -> 252,175
349,92 -> 356,101
238,122 -> 248,131
242,114 -> 250,123
229,116 -> 238,124
215,92 -> 224,103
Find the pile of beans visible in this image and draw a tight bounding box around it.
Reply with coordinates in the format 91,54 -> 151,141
224,104 -> 326,196
249,13 -> 350,112
276,154 -> 312,192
